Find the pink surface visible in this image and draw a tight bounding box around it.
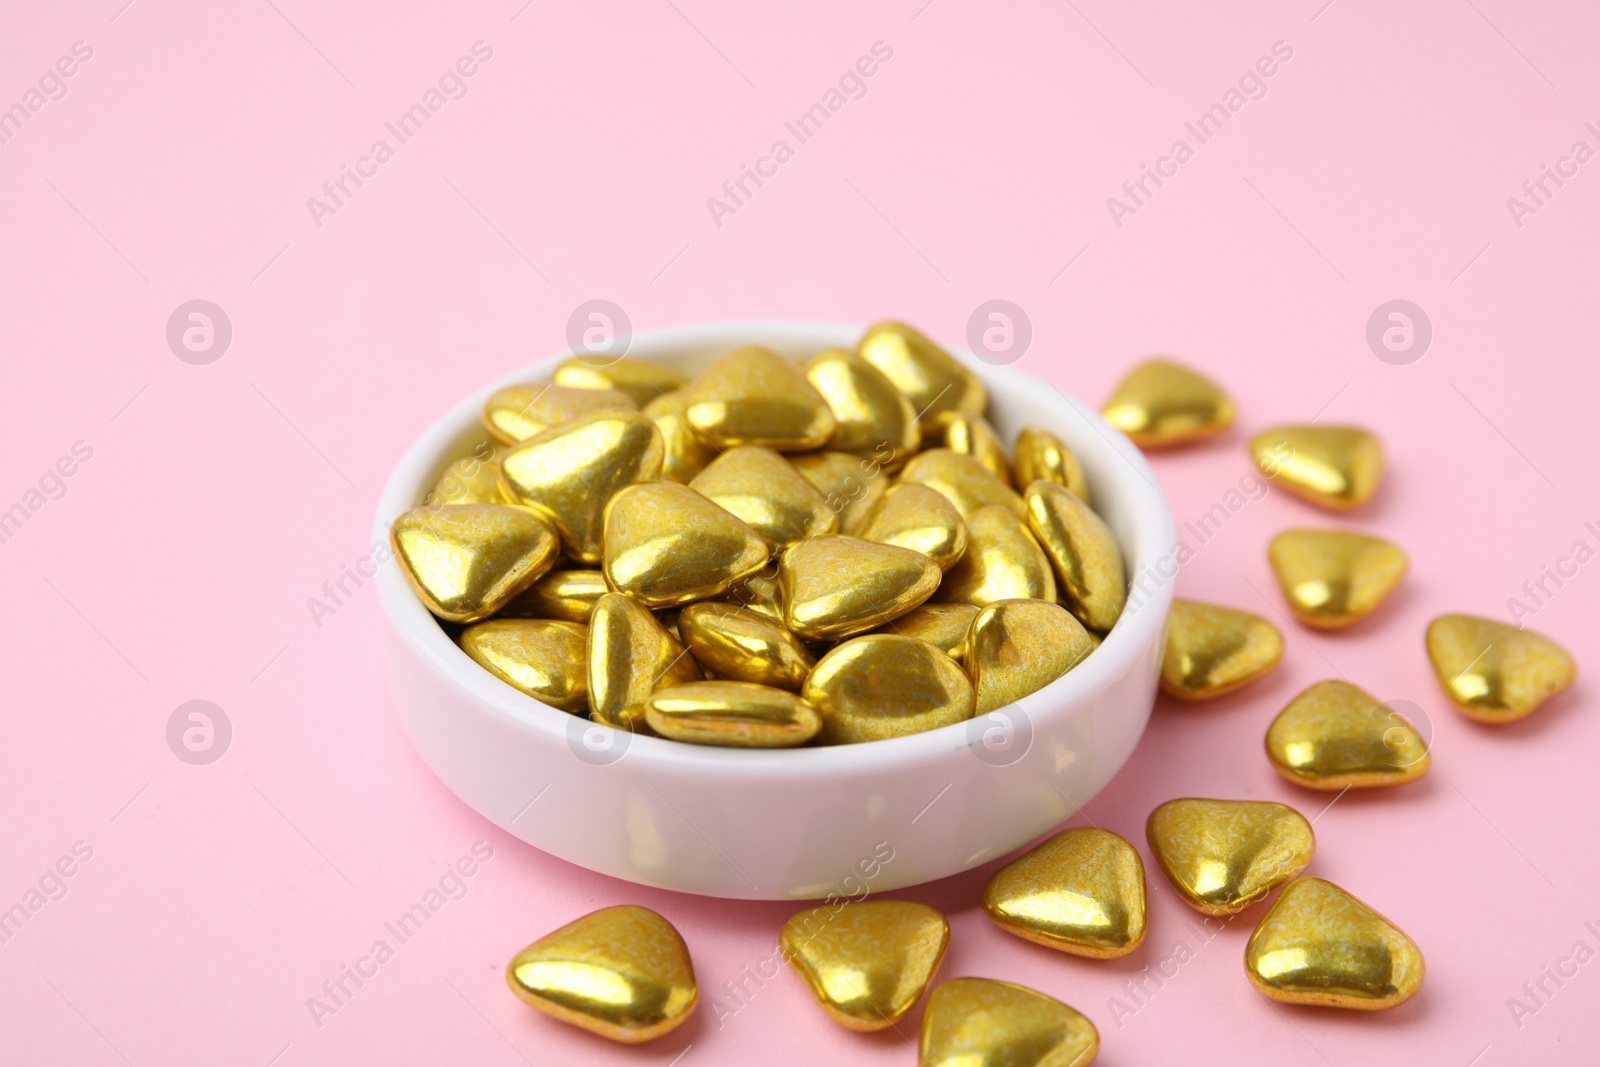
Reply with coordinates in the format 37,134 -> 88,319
1,1 -> 1594,1064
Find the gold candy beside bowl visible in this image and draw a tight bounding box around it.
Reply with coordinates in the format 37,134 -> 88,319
375,321 -> 1176,899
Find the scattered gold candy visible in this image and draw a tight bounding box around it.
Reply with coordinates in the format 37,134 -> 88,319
899,449 -> 1025,519
983,827 -> 1146,959
944,412 -> 1012,486
939,506 -> 1055,607
803,348 -> 920,469
603,482 -> 769,609
500,410 -> 664,564
460,619 -> 589,713
507,905 -> 697,1043
1245,878 -> 1424,1010
964,599 -> 1094,714
859,483 -> 969,572
1268,528 -> 1407,630
689,446 -> 837,552
876,603 -> 978,662
805,635 -> 974,743
781,536 -> 941,641
587,593 -> 702,731
781,900 -> 948,1031
1161,598 -> 1283,700
682,345 -> 835,451
390,504 -> 559,623
678,602 -> 814,690
553,356 -> 686,407
920,978 -> 1099,1067
1102,359 -> 1234,448
1013,426 -> 1088,503
643,681 -> 821,747
857,320 -> 986,434
1426,613 -> 1577,724
1024,481 -> 1126,633
1267,680 -> 1430,789
482,382 -> 636,444
1146,798 -> 1315,916
499,568 -> 609,622
427,445 -> 508,505
643,390 -> 717,484
1251,425 -> 1383,510
789,451 -> 889,535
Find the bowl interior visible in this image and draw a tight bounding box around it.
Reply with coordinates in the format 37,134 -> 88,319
375,320 -> 1175,774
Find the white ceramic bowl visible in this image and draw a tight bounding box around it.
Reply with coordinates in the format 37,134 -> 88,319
376,321 -> 1175,900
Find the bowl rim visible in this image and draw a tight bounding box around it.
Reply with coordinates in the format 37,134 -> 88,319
374,319 -> 1176,778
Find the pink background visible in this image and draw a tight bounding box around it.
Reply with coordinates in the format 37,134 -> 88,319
2,1 -> 1595,1063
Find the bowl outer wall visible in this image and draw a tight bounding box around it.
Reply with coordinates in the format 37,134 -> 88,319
374,321 -> 1176,900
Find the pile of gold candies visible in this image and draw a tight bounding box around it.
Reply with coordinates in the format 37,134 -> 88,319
391,321 -> 1129,747
483,356 -> 1578,1063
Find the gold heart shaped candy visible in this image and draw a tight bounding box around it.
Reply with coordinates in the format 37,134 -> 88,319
682,345 -> 835,451
1161,598 -> 1284,700
943,412 -> 1012,486
920,978 -> 1098,1067
899,449 -> 1025,519
856,320 -> 986,434
858,483 -> 968,572
1251,425 -> 1383,510
426,443 -> 510,505
498,568 -> 609,623
1245,877 -> 1424,1010
1102,359 -> 1234,448
507,905 -> 697,1043
983,827 -> 1146,958
1268,528 -> 1407,629
643,681 -> 821,747
481,382 -> 636,444
460,619 -> 588,713
603,481 -> 770,609
781,535 -> 941,641
1266,679 -> 1430,789
1146,797 -> 1315,916
1426,613 -> 1576,723
587,592 -> 702,731
390,503 -> 559,623
938,506 -> 1055,607
874,602 -> 978,662
781,900 -> 949,1030
1013,426 -> 1089,503
553,356 -> 686,406
689,445 -> 837,551
1024,481 -> 1126,633
964,599 -> 1094,715
804,634 -> 974,743
500,410 -> 664,564
678,602 -> 814,690
803,347 -> 920,470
